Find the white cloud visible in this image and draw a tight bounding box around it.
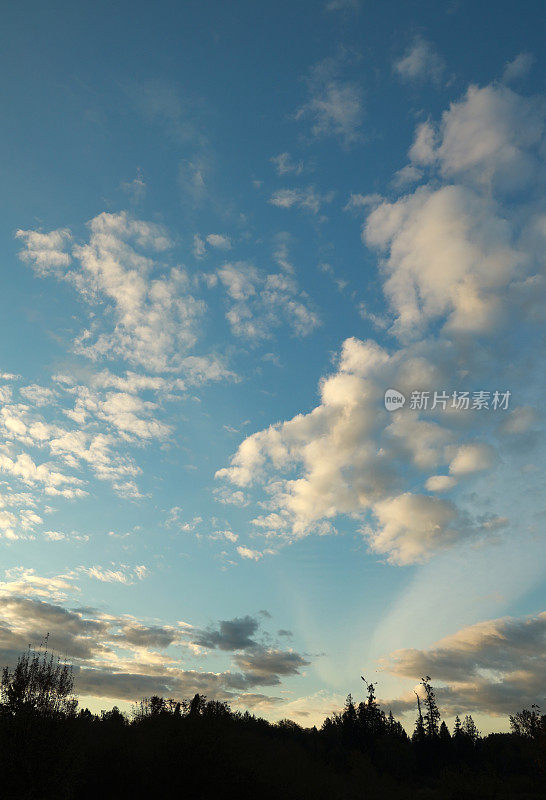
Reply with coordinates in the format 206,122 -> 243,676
344,193 -> 383,213
218,80 -> 545,566
18,211 -> 206,373
364,184 -> 525,337
296,57 -> 364,146
271,153 -> 303,176
192,234 -> 206,258
409,84 -> 546,192
269,186 -> 334,214
237,546 -> 263,561
449,443 -> 496,476
0,452 -> 84,495
393,36 -> 445,84
366,493 -> 462,565
19,385 -> 58,406
217,262 -> 259,301
81,564 -> 149,584
425,475 -> 457,492
206,233 -> 231,250
120,170 -> 146,204
15,228 -> 72,277
502,52 -> 534,83
499,406 -> 538,435
215,260 -> 320,341
391,164 -> 423,189
217,337 -> 462,560
0,567 -> 77,601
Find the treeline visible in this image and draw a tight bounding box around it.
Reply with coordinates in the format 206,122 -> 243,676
0,648 -> 544,799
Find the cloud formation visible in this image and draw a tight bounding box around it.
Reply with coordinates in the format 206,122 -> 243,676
393,37 -> 445,84
17,211 -> 206,373
218,80 -> 545,565
383,611 -> 546,716
296,56 -> 364,146
0,576 -> 309,708
214,260 -> 320,340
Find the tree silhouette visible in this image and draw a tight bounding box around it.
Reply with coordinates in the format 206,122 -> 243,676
412,690 -> 426,743
0,646 -> 543,799
510,704 -> 545,739
453,714 -> 462,738
420,676 -> 441,739
0,644 -> 77,718
439,720 -> 451,741
461,714 -> 480,744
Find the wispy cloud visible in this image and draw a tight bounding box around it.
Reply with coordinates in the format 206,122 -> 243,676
393,36 -> 445,84
296,55 -> 364,146
502,52 -> 534,83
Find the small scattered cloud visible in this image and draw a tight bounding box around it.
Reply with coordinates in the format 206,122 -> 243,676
393,36 -> 445,84
80,564 -> 149,585
271,153 -> 303,176
502,52 -> 534,83
296,56 -> 364,146
120,169 -> 146,204
237,546 -> 263,561
269,187 -> 334,214
206,233 -> 231,250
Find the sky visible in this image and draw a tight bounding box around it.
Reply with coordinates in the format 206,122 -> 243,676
0,0 -> 545,732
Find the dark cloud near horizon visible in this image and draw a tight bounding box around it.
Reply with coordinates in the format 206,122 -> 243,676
0,593 -> 309,709
383,612 -> 546,717
189,615 -> 261,651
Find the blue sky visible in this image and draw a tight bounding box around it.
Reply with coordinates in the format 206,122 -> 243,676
0,0 -> 545,730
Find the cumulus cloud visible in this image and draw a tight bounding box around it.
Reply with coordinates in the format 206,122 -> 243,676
425,475 -> 457,493
449,443 -> 496,476
218,336 -> 496,563
364,184 -> 525,337
0,350 -> 236,530
206,233 -> 231,250
15,228 -> 72,277
407,84 -> 546,193
214,260 -> 320,341
366,493 -> 463,565
217,82 -> 544,567
393,36 -> 445,84
17,211 -> 206,373
383,611 -> 546,716
0,452 -> 84,495
237,546 -> 264,561
220,104 -> 545,553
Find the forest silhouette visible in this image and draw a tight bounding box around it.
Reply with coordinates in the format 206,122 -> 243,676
0,645 -> 544,799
